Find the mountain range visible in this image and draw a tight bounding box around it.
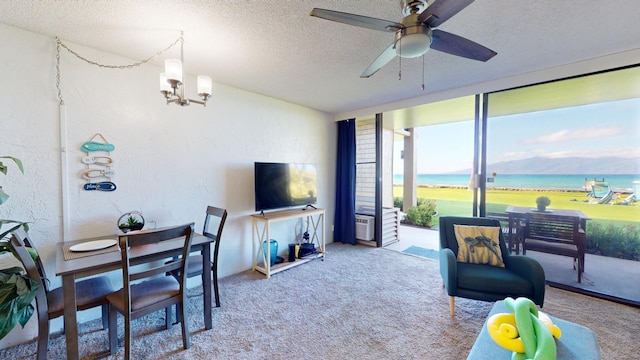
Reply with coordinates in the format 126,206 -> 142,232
450,156 -> 640,175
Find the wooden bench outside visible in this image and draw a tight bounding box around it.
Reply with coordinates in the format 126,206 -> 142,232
522,212 -> 586,283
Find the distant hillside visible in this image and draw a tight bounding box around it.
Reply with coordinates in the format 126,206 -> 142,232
449,156 -> 640,175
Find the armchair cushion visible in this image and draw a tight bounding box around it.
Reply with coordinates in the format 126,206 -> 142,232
457,263 -> 533,295
454,225 -> 504,267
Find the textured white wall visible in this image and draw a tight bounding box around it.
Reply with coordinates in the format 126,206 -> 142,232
0,23 -> 336,346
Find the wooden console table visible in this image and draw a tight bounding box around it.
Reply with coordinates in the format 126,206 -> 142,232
251,208 -> 325,278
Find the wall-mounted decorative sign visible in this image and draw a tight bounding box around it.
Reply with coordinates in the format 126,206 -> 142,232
81,133 -> 116,192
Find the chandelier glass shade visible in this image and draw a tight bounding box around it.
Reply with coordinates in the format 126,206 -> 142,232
160,37 -> 211,107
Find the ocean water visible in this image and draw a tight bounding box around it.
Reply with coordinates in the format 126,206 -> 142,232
393,174 -> 640,192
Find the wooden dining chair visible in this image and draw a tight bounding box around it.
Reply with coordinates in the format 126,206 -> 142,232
10,228 -> 115,360
166,206 -> 227,325
107,223 -> 195,360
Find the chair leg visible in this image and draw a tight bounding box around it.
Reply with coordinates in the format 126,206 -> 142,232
175,303 -> 181,323
449,296 -> 455,317
165,306 -> 173,329
101,304 -> 109,330
36,316 -> 49,360
124,313 -> 132,360
108,304 -> 118,355
578,256 -> 585,283
213,266 -> 221,308
179,301 -> 191,350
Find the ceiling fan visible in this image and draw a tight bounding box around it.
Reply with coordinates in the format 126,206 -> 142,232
310,0 -> 497,78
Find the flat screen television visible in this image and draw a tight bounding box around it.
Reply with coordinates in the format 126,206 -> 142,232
254,162 -> 318,212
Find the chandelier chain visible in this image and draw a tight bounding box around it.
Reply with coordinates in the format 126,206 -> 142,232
55,35 -> 182,69
54,33 -> 184,105
56,40 -> 64,105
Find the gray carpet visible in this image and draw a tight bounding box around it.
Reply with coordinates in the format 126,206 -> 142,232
2,243 -> 638,359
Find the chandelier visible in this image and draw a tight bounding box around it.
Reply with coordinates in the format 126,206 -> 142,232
159,34 -> 212,107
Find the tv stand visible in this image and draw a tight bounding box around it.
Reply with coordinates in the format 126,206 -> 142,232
251,208 -> 325,278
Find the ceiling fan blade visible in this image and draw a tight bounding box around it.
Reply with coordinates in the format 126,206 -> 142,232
361,43 -> 397,78
418,0 -> 474,27
430,29 -> 496,62
310,8 -> 402,32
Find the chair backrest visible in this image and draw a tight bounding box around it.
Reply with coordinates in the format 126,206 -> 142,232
117,223 -> 195,310
203,206 -> 228,259
524,212 -> 583,244
10,228 -> 50,320
10,228 -> 49,291
439,216 -> 509,257
485,212 -> 510,231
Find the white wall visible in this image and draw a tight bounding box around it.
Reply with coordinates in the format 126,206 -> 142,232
0,23 -> 336,346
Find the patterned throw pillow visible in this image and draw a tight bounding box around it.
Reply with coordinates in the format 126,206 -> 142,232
453,225 -> 504,267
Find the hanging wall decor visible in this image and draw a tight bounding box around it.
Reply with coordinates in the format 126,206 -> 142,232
81,133 -> 116,192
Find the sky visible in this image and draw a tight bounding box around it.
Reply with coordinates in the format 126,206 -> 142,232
393,97 -> 640,174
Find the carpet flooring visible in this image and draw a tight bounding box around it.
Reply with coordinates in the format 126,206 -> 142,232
1,243 -> 638,359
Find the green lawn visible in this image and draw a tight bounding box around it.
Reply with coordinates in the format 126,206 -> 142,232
394,186 -> 640,226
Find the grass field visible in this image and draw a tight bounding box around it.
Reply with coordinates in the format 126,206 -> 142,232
393,186 -> 640,226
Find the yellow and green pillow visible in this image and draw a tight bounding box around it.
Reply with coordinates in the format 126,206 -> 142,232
454,225 -> 504,267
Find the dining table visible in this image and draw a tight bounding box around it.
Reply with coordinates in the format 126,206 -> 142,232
504,206 -> 589,254
55,232 -> 214,360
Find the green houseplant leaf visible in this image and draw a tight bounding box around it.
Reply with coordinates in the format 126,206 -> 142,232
0,156 -> 24,176
0,155 -> 38,340
0,156 -> 24,206
0,267 -> 39,339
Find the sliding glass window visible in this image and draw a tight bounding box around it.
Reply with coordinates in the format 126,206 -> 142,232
484,65 -> 640,305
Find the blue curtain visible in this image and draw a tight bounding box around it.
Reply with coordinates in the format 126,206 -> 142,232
334,119 -> 356,244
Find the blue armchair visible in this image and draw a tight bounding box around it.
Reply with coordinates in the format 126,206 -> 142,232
439,216 -> 546,316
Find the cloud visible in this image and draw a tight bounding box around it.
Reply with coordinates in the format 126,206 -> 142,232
543,147 -> 640,158
521,126 -> 624,145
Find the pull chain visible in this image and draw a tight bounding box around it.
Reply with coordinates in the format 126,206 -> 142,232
421,54 -> 425,91
398,36 -> 402,80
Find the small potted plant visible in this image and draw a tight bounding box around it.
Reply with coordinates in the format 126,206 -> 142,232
117,211 -> 145,233
536,196 -> 551,212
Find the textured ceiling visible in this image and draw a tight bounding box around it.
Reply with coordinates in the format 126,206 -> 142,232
1,0 -> 639,115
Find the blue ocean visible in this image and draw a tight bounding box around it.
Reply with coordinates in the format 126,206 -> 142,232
393,174 -> 640,192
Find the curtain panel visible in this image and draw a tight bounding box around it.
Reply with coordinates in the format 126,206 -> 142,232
334,119 -> 356,244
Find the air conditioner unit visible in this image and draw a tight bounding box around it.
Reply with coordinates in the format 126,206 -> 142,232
355,215 -> 374,241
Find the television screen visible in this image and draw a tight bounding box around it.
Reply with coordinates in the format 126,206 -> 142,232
254,162 -> 318,212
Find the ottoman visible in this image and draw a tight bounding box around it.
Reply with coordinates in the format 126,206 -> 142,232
467,301 -> 601,359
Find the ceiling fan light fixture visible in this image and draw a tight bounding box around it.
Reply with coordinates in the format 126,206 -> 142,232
395,27 -> 432,58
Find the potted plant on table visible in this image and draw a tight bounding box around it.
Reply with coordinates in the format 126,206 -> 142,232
117,211 -> 145,233
0,156 -> 39,340
536,196 -> 551,212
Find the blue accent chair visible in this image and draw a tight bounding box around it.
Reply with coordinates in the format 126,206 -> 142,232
439,216 -> 546,316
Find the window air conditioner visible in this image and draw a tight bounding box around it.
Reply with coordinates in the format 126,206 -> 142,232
355,215 -> 374,241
